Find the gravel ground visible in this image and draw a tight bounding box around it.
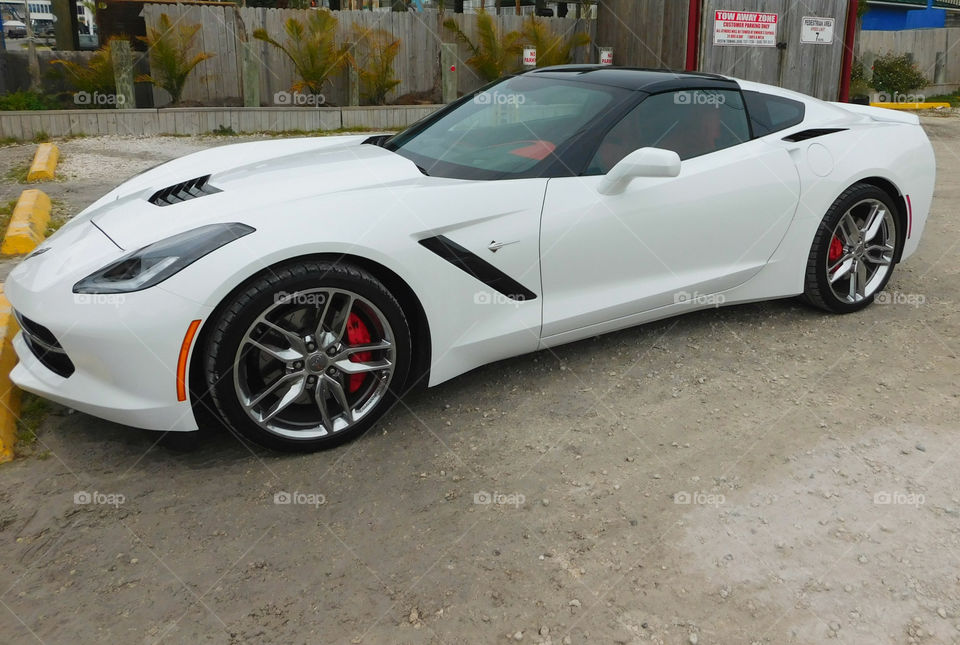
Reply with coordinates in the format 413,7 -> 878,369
0,121 -> 958,645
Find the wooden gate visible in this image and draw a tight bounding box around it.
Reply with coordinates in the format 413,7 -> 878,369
698,0 -> 850,100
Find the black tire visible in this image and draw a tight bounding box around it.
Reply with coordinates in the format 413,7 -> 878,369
803,183 -> 901,314
204,261 -> 412,452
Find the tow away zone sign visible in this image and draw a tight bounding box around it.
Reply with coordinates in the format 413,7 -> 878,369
714,11 -> 778,47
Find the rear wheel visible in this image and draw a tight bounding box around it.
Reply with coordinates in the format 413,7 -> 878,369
803,184 -> 900,314
205,261 -> 411,451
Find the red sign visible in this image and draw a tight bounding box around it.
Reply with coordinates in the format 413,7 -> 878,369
713,11 -> 778,47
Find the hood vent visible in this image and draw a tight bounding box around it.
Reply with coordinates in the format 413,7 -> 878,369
148,174 -> 221,207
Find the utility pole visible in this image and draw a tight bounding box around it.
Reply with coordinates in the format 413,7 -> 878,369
22,0 -> 41,91
515,0 -> 520,15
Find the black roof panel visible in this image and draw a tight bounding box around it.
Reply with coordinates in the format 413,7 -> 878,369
526,65 -> 739,93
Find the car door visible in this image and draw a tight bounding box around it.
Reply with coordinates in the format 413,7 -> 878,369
539,89 -> 801,340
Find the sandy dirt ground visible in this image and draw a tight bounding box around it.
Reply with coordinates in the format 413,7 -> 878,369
0,120 -> 958,645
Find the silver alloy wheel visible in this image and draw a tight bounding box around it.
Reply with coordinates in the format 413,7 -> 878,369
233,288 -> 396,440
826,198 -> 896,304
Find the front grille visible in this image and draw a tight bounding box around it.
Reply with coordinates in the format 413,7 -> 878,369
13,311 -> 76,378
148,174 -> 221,207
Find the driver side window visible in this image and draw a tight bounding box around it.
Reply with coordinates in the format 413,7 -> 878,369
588,89 -> 751,174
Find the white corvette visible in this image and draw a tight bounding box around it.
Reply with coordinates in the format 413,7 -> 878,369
5,67 -> 935,450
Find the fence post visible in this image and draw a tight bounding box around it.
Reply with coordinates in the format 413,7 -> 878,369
935,51 -> 946,85
441,43 -> 458,103
348,43 -> 360,107
111,40 -> 136,109
242,42 -> 261,107
235,9 -> 260,108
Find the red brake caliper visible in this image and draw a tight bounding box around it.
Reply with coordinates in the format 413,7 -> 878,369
345,313 -> 372,393
828,236 -> 844,269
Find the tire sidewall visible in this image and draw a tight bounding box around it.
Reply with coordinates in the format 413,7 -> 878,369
809,185 -> 901,314
207,263 -> 411,452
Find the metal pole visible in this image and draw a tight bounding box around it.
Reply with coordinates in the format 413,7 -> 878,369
685,0 -> 701,71
838,0 -> 859,102
23,0 -> 41,91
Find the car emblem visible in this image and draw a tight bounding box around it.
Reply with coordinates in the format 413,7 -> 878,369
488,240 -> 519,253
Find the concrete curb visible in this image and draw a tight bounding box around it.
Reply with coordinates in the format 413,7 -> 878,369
0,106 -> 444,140
870,102 -> 952,110
0,286 -> 21,463
26,143 -> 60,182
2,189 -> 51,256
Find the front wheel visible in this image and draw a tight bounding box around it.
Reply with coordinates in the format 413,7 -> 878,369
803,183 -> 901,314
205,261 -> 412,451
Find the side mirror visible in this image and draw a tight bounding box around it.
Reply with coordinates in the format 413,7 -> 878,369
597,147 -> 682,195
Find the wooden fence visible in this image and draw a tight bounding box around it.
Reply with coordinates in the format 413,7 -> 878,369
859,28 -> 960,90
140,7 -> 597,107
595,0 -> 690,70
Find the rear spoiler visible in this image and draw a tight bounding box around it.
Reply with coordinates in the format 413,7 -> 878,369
830,102 -> 920,125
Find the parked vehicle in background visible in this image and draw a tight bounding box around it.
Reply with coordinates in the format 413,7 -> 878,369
32,18 -> 55,37
3,19 -> 27,38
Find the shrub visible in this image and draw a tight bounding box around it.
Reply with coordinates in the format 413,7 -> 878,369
443,10 -> 523,82
0,91 -> 59,111
520,16 -> 590,67
253,10 -> 349,95
870,53 -> 929,98
136,13 -> 214,105
353,26 -> 401,105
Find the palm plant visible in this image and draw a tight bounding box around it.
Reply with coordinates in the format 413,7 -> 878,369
136,14 -> 214,105
51,38 -> 117,97
353,26 -> 401,105
253,10 -> 350,94
521,16 -> 591,67
443,10 -> 523,82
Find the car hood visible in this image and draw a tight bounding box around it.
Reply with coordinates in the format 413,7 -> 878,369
63,135 -> 425,250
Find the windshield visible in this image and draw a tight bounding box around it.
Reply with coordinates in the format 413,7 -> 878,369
385,75 -> 629,180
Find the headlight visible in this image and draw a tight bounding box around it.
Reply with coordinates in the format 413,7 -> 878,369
73,223 -> 254,294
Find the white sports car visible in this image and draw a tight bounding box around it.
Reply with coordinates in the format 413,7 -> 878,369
6,66 -> 935,451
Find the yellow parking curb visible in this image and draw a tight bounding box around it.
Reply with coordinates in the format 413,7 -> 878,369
1,189 -> 50,255
870,102 -> 951,110
26,143 -> 59,182
0,286 -> 21,463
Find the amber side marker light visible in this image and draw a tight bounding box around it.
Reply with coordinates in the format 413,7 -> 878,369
177,320 -> 202,402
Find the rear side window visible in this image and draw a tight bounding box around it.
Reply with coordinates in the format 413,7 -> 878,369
743,91 -> 805,137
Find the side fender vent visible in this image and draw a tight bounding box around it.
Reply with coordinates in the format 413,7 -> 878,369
782,128 -> 848,143
148,175 -> 221,207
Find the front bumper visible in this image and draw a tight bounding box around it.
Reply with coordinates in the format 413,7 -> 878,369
5,224 -> 212,433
